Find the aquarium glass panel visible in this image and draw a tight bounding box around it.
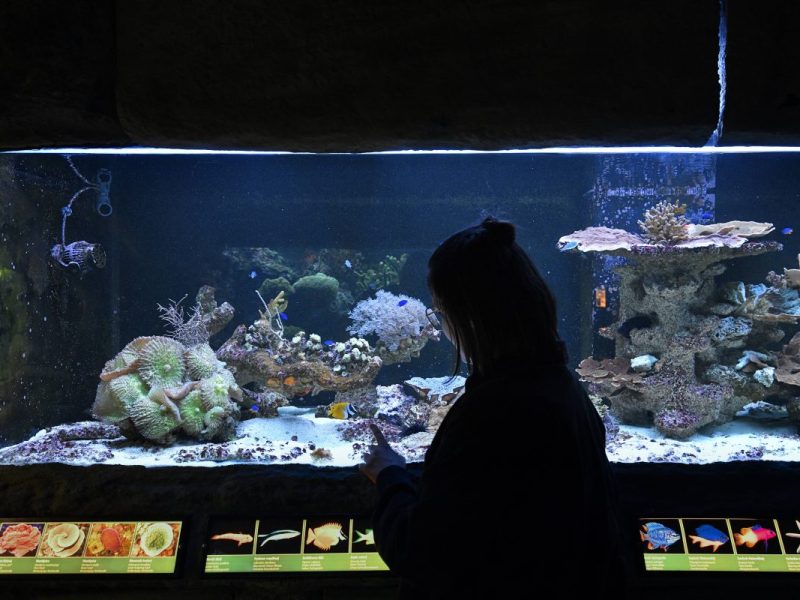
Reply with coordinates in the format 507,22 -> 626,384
0,151 -> 798,466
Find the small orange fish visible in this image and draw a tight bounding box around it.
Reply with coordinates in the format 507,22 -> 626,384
266,378 -> 280,388
283,376 -> 296,386
594,286 -> 607,309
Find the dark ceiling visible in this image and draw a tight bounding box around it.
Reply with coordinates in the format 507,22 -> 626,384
1,0 -> 798,151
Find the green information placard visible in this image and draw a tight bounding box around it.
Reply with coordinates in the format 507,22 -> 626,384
640,516 -> 800,573
204,516 -> 389,574
0,519 -> 183,575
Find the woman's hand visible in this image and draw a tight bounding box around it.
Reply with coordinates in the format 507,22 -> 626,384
359,422 -> 407,484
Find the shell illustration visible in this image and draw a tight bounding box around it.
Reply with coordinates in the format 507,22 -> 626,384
140,522 -> 174,557
45,523 -> 85,557
306,522 -> 347,551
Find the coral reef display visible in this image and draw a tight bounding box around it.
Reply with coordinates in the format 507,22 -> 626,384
561,217 -> 791,439
93,336 -> 243,444
347,290 -> 440,365
217,291 -> 382,398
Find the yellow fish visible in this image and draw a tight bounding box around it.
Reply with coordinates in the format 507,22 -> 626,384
327,402 -> 358,420
306,522 -> 346,551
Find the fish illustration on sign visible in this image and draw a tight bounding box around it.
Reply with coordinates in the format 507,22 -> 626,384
306,522 -> 347,551
689,524 -> 729,552
258,529 -> 301,547
354,529 -> 375,545
210,532 -> 253,546
640,522 -> 681,551
734,524 -> 776,551
784,520 -> 800,553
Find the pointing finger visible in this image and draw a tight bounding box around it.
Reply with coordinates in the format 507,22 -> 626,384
369,422 -> 389,447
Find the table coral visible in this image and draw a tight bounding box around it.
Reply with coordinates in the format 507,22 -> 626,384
562,212 -> 793,438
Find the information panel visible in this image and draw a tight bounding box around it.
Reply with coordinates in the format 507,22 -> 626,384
640,517 -> 800,573
0,520 -> 182,575
204,516 -> 388,574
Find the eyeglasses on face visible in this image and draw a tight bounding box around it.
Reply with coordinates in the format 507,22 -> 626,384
426,307 -> 443,330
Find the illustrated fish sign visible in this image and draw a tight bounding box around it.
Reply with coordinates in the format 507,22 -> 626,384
734,524 -> 776,551
640,522 -> 681,551
211,532 -> 253,547
306,522 -> 347,551
689,524 -> 729,552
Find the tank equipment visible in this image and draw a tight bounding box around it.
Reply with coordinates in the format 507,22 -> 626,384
50,156 -> 113,276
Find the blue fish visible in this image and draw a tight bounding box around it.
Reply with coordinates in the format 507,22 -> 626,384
559,241 -> 579,252
689,524 -> 729,551
249,270 -> 257,279
782,227 -> 793,235
398,299 -> 408,307
700,211 -> 714,221
323,340 -> 335,346
344,259 -> 352,269
250,404 -> 259,413
640,522 -> 681,551
279,312 -> 288,321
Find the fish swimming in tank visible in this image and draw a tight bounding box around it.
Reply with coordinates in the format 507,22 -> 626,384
689,524 -> 729,552
640,522 -> 681,551
782,227 -> 793,235
327,402 -> 358,420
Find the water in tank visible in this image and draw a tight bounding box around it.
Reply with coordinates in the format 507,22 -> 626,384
0,149 -> 799,466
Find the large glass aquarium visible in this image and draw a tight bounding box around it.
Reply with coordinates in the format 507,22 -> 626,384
1,150 -> 800,467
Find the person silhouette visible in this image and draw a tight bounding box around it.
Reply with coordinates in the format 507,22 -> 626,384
360,216 -> 626,599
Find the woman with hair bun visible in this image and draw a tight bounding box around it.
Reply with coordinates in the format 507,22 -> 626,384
360,216 -> 626,599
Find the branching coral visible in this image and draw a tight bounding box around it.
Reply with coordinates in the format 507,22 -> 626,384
157,286 -> 234,346
637,200 -> 689,243
347,290 -> 439,360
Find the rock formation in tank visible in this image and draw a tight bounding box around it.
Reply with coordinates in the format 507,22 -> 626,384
560,217 -> 797,438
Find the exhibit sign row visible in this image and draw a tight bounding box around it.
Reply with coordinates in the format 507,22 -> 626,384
0,516 -> 388,575
640,517 -> 800,572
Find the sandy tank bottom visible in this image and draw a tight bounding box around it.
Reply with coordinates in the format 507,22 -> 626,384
2,409 -> 800,467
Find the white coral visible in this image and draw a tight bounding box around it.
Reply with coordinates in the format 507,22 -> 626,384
347,290 -> 429,352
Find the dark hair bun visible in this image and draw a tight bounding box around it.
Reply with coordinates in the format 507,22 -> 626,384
482,217 -> 515,246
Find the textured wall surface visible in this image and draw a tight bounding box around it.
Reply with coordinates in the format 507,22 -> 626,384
0,0 -> 744,151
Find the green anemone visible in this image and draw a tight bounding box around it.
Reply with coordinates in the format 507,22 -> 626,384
109,374 -> 148,407
138,336 -> 185,388
201,405 -> 233,441
200,373 -> 232,410
128,395 -> 180,444
184,343 -> 223,379
179,390 -> 206,437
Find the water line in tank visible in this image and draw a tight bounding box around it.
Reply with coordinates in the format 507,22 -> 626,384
706,0 -> 728,146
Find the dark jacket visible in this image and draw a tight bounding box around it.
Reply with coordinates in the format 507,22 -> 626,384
373,359 -> 626,599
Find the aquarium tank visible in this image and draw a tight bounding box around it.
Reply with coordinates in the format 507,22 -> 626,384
1,149 -> 799,467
